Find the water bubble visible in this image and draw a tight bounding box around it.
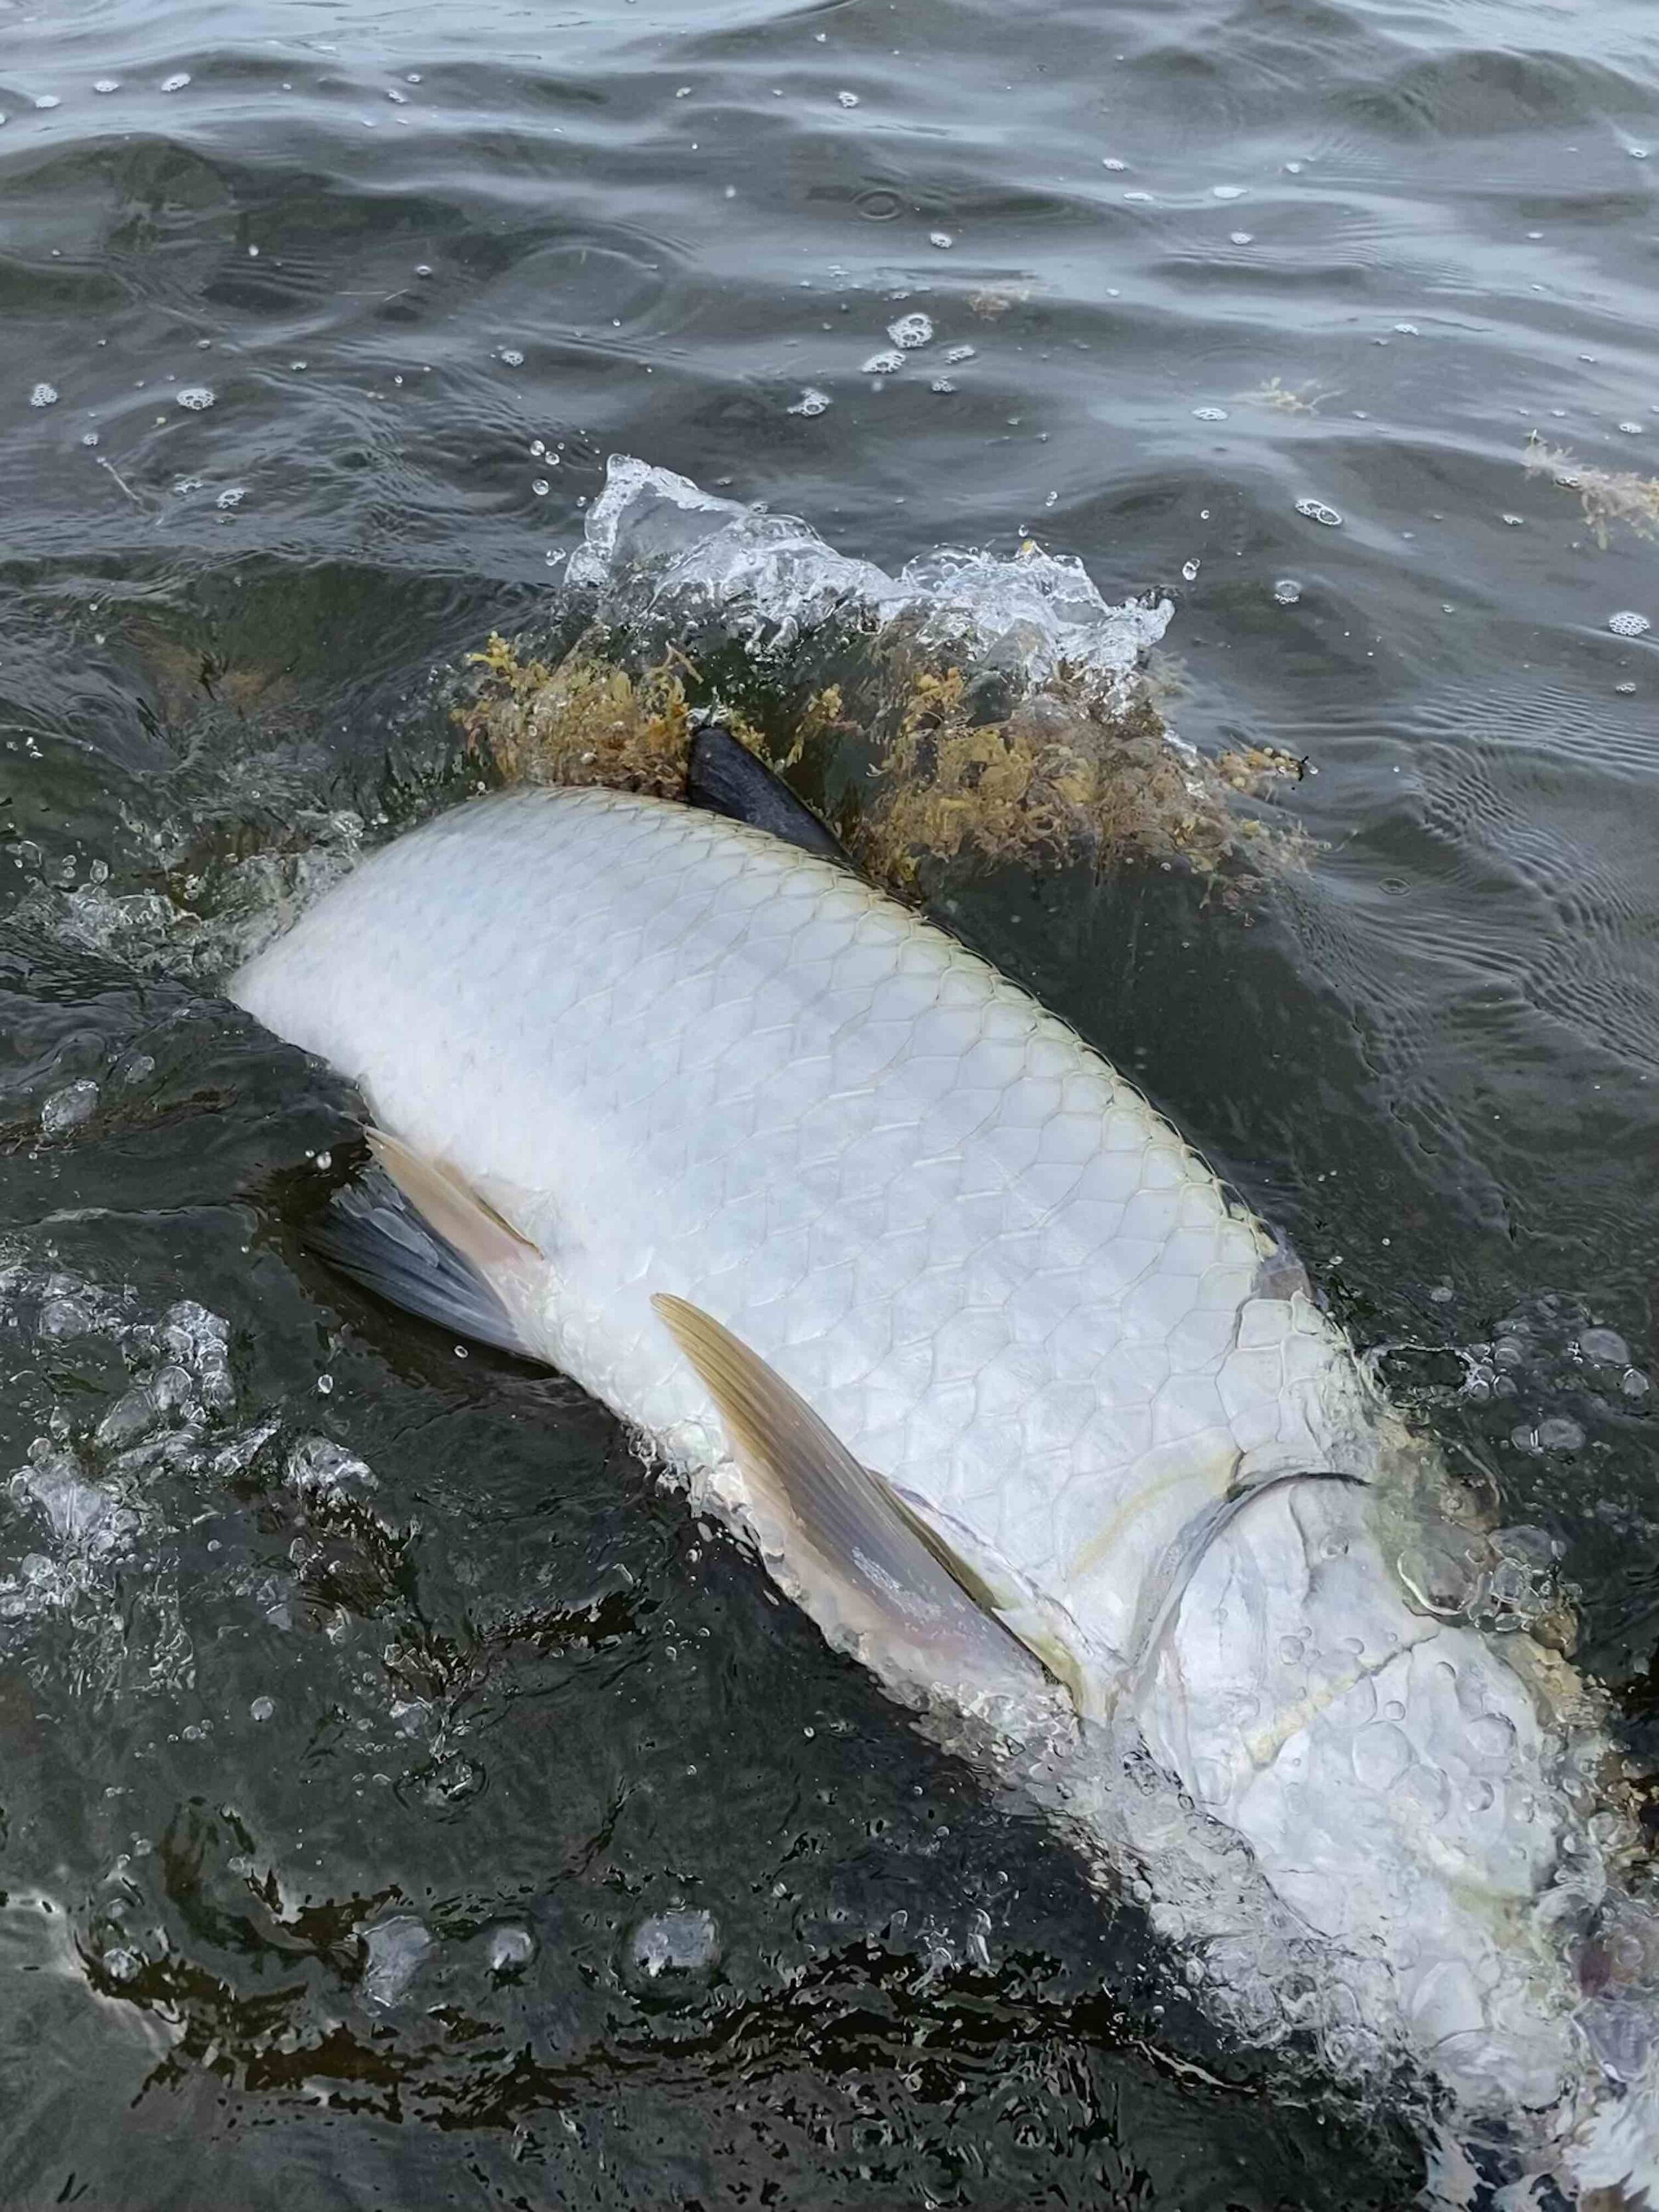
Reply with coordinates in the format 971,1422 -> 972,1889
386,87 -> 407,104
787,386 -> 831,417
887,312 -> 934,350
96,1383 -> 163,1449
1181,559 -> 1200,582
1102,157 -> 1126,172
929,231 -> 954,250
414,263 -> 433,277
30,383 -> 58,407
944,344 -> 976,364
1579,1327 -> 1630,1364
1618,421 -> 1644,435
1211,184 -> 1245,200
1536,1415 -> 1585,1452
623,1908 -> 721,1996
1394,322 -> 1419,336
487,1924 -> 536,1978
287,1436 -> 374,1501
1230,230 -> 1254,244
1467,1712 -> 1516,1766
41,1080 -> 99,1135
1616,681 -> 1637,696
675,84 -> 691,97
930,377 -> 956,394
250,1695 -> 275,1722
837,89 -> 859,108
34,94 -> 62,111
92,78 -> 119,93
1295,497 -> 1342,527
861,349 -> 905,375
1272,578 -> 1303,605
532,479 -> 551,496
1352,1722 -> 1412,1793
160,72 -> 191,93
175,385 -> 214,410
1609,610 -> 1650,637
407,1753 -> 485,1813
1191,406 -> 1228,421
215,486 -> 246,510
1501,512 -> 1524,526
500,348 -> 524,367
361,1916 -> 432,2007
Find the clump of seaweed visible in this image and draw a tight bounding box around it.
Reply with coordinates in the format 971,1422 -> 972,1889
457,628 -> 696,795
1240,376 -> 1333,415
454,624 -> 1309,908
1524,431 -> 1659,549
850,660 -> 1307,897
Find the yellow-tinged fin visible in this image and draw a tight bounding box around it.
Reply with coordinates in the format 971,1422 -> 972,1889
367,1128 -> 538,1270
886,1482 -> 1119,1722
311,1128 -> 543,1359
652,1293 -> 1049,1708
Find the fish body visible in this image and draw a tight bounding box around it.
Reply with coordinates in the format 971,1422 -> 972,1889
232,784 -> 1656,2201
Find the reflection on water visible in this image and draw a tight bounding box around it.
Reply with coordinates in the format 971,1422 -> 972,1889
1,0 -> 1657,2201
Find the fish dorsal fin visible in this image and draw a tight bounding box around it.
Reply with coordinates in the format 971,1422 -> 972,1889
686,724 -> 850,865
652,1293 -> 1047,1710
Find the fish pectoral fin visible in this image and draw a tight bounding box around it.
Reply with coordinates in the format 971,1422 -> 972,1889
313,1129 -> 542,1359
652,1293 -> 1047,1708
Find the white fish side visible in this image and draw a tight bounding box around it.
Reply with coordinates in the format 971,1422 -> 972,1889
233,786 -> 1367,1666
231,786 -> 1652,2199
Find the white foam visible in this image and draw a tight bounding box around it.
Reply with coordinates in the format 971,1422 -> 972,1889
568,455 -> 1171,701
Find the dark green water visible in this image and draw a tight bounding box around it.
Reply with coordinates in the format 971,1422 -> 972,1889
1,0 -> 1656,2203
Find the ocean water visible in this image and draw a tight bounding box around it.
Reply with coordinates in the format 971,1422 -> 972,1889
0,0 -> 1656,2203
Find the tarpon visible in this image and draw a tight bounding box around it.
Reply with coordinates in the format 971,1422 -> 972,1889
230,735 -> 1658,2205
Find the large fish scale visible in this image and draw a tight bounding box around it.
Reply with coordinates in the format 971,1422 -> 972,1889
234,785 -> 1370,1662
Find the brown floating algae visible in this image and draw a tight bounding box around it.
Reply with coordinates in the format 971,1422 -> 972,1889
456,631 -> 1309,905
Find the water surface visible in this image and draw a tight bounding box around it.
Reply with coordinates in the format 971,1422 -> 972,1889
1,0 -> 1657,2203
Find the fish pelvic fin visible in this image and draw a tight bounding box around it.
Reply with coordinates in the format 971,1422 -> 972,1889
886,1482 -> 1121,1723
314,1129 -> 543,1359
652,1293 -> 1049,1711
366,1129 -> 538,1268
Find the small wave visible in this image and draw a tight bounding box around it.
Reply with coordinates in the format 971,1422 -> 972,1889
567,454 -> 1173,703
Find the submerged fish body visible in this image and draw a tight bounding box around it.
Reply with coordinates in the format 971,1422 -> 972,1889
232,784 -> 1656,2201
